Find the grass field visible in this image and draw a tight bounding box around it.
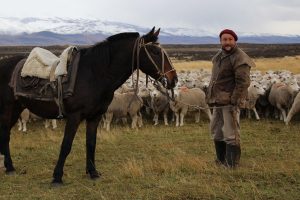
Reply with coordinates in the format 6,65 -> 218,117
1,56 -> 300,199
1,117 -> 300,200
173,55 -> 300,73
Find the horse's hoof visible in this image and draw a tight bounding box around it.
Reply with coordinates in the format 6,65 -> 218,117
89,170 -> 101,180
51,181 -> 63,187
51,178 -> 63,187
5,169 -> 16,175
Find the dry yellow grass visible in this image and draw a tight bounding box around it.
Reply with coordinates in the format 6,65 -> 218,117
2,118 -> 300,199
253,56 -> 300,73
173,59 -> 212,71
122,157 -> 145,178
173,55 -> 300,73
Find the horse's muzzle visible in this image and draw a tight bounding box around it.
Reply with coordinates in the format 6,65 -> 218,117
166,75 -> 178,89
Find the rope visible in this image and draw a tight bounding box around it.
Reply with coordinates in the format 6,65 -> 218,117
128,36 -> 181,112
171,99 -> 234,110
57,76 -> 65,118
148,75 -> 235,110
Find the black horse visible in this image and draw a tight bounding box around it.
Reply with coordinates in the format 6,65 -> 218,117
0,27 -> 178,184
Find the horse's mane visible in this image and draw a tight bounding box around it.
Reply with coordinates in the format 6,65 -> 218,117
84,32 -> 140,52
107,32 -> 139,42
79,32 -> 140,72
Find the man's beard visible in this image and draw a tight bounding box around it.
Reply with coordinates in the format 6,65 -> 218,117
222,45 -> 234,52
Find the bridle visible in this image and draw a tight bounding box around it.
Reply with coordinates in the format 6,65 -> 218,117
131,37 -> 176,101
142,40 -> 176,79
131,37 -> 176,89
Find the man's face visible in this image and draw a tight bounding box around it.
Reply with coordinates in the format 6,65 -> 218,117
220,33 -> 236,52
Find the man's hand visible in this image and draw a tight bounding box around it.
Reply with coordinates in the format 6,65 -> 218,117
231,97 -> 247,108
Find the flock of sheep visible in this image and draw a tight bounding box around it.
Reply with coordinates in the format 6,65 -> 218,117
18,68 -> 300,132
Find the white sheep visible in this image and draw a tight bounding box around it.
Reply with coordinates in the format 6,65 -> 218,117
268,81 -> 299,121
285,91 -> 300,125
245,81 -> 266,120
18,109 -> 58,132
150,88 -> 170,125
18,108 -> 30,132
45,119 -> 58,129
138,86 -> 153,117
169,87 -> 211,127
103,91 -> 143,131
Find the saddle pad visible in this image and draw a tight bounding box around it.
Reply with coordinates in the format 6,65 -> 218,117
55,46 -> 77,78
13,59 -> 55,101
10,52 -> 80,102
21,47 -> 59,79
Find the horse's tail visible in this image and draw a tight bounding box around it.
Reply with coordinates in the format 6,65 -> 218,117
0,55 -> 25,113
0,55 -> 25,154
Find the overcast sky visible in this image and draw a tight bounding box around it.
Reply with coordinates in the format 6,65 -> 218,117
1,0 -> 300,35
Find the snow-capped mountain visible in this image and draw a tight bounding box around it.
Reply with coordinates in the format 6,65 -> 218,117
0,17 -> 299,45
0,17 -> 138,35
0,17 -> 214,36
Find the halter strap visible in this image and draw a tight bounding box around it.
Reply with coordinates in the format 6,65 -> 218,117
131,37 -> 176,93
141,42 -> 176,77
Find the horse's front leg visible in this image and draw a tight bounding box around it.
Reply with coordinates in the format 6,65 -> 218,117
85,115 -> 102,179
52,114 -> 81,184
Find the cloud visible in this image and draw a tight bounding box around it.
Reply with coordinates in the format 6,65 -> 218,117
1,0 -> 300,35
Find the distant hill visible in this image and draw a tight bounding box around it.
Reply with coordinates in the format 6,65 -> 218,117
1,31 -> 300,45
0,31 -> 107,45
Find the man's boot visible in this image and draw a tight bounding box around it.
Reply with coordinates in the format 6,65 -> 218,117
214,141 -> 226,165
225,144 -> 241,168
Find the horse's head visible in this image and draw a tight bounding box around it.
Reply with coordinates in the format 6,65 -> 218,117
137,27 -> 178,89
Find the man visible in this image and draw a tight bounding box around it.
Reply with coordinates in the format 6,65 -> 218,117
206,29 -> 255,168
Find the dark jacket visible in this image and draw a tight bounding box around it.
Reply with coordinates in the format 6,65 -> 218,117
206,45 -> 254,107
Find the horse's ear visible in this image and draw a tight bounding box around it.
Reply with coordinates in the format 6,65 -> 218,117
145,27 -> 155,37
143,27 -> 158,43
154,28 -> 160,37
149,27 -> 155,35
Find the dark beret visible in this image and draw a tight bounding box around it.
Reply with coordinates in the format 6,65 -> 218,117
219,29 -> 238,41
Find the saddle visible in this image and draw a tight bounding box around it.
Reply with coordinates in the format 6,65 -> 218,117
9,47 -> 81,118
21,46 -> 77,80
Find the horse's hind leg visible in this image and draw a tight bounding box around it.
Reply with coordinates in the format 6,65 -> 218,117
0,103 -> 23,173
0,123 -> 15,173
52,113 -> 81,184
85,115 -> 102,179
